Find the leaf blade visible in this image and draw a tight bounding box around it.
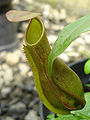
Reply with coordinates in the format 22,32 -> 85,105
48,14 -> 90,77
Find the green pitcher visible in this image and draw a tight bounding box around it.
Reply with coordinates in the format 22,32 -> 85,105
24,17 -> 85,114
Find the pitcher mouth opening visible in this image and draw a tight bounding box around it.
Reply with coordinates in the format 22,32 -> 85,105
25,17 -> 44,46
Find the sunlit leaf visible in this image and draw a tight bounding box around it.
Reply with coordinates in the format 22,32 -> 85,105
6,10 -> 41,22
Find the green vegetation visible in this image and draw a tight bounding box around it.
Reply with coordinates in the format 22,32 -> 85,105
47,92 -> 90,120
84,59 -> 90,75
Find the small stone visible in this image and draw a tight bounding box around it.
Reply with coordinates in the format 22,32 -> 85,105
37,118 -> 40,120
25,110 -> 38,120
0,51 -> 7,63
81,33 -> 90,44
1,64 -> 13,85
6,116 -> 14,120
33,104 -> 39,113
60,8 -> 67,20
17,33 -> 24,40
11,87 -> 23,97
1,101 -> 8,113
2,63 -> 10,70
0,70 -> 4,77
34,86 -> 37,92
1,87 -> 11,98
81,32 -> 90,39
27,71 -> 33,77
0,66 -> 2,70
75,37 -> 85,45
52,9 -> 60,21
25,0 -> 33,4
6,53 -> 19,65
13,50 -> 22,57
78,46 -> 86,52
66,16 -> 76,23
13,73 -> 23,87
0,51 -> 7,58
67,52 -> 80,58
51,24 -> 64,31
51,24 -> 60,31
8,97 -> 19,106
48,35 -> 57,46
9,102 -> 26,114
0,78 -> 4,88
21,95 -> 31,105
21,54 -> 27,62
42,4 -> 51,18
12,0 -> 20,4
28,97 -> 39,108
65,45 -> 73,52
0,71 -> 4,87
44,20 -> 50,29
59,53 -> 69,63
3,67 -> 13,85
24,78 -> 34,92
21,22 -> 28,32
18,63 -> 30,76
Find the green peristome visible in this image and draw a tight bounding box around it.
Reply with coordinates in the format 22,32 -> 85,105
24,17 -> 85,114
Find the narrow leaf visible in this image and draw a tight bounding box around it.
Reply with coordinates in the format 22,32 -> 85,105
6,10 -> 41,22
48,14 -> 90,76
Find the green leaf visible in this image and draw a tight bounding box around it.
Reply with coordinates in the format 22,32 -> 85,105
6,10 -> 41,22
47,114 -> 77,120
71,92 -> 90,119
84,59 -> 90,75
56,114 -> 77,120
48,14 -> 90,77
47,114 -> 55,119
47,114 -> 88,120
85,84 -> 90,87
